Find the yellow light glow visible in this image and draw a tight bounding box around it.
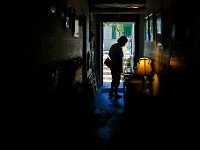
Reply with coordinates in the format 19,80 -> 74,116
135,58 -> 152,75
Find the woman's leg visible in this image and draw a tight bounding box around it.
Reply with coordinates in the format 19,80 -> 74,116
113,72 -> 121,96
110,65 -> 122,98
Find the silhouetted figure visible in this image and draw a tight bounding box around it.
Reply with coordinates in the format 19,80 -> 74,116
109,36 -> 128,98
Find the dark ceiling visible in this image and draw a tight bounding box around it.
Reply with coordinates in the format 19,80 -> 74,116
89,0 -> 146,14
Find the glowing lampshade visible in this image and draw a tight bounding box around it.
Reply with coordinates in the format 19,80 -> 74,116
134,57 -> 152,75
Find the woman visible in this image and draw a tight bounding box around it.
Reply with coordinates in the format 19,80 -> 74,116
109,36 -> 128,98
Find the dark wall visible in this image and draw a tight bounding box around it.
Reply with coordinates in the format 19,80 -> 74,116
22,1 -> 98,147
25,0 -> 91,96
144,0 -> 200,99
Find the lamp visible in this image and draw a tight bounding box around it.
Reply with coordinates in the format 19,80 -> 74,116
134,57 -> 152,91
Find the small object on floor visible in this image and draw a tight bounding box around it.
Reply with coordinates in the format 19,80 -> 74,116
109,93 -> 113,97
109,90 -> 113,97
114,94 -> 122,99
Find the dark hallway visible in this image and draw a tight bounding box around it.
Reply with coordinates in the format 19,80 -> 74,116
90,82 -> 125,150
25,79 -> 198,149
85,80 -> 197,149
22,0 -> 200,149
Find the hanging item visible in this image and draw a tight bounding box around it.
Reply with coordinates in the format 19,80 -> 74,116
104,57 -> 112,68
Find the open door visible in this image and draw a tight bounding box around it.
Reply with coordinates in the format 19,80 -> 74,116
102,22 -> 136,87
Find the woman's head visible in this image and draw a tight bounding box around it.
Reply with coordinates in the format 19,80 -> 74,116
117,36 -> 128,47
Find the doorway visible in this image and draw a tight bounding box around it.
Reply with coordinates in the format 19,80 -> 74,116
102,22 -> 135,87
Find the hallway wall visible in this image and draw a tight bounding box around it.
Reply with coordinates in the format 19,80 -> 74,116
26,0 -> 91,95
143,0 -> 200,99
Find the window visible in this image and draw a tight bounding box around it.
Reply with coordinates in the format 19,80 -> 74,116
123,24 -> 132,38
112,25 -> 117,39
112,23 -> 132,39
149,14 -> 154,41
145,16 -> 149,41
156,12 -> 162,45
